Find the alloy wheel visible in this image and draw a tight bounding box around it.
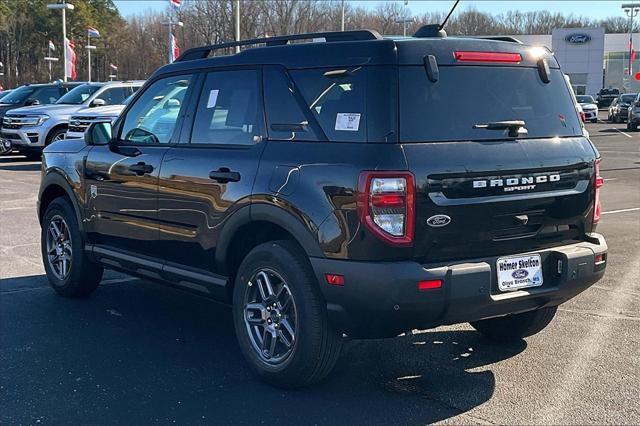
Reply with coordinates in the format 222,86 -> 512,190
46,215 -> 72,280
243,268 -> 297,365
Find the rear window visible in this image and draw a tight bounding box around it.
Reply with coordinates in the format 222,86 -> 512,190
400,67 -> 583,142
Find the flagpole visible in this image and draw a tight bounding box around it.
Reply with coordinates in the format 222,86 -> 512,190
48,44 -> 52,82
87,33 -> 91,82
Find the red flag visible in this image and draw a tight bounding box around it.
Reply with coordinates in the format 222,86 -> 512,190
170,32 -> 180,63
630,39 -> 636,62
169,0 -> 181,7
65,38 -> 77,80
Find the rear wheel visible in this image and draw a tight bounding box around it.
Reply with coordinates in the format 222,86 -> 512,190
470,306 -> 557,343
632,121 -> 639,131
41,197 -> 103,297
232,240 -> 342,388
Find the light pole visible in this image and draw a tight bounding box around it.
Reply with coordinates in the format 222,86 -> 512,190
47,1 -> 74,82
623,3 -> 640,77
235,0 -> 240,53
341,0 -> 345,32
395,0 -> 413,37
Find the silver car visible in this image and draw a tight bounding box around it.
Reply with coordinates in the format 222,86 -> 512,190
65,94 -> 135,139
0,81 -> 143,159
576,95 -> 598,123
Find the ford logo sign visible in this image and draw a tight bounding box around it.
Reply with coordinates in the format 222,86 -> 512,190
426,214 -> 451,228
565,33 -> 591,44
512,269 -> 529,279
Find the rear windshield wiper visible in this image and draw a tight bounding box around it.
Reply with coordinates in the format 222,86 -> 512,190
472,120 -> 528,138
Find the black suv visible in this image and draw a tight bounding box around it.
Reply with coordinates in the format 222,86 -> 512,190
596,87 -> 620,108
0,82 -> 82,120
38,28 -> 607,388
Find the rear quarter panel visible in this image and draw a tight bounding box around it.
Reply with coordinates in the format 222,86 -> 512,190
253,140 -> 409,260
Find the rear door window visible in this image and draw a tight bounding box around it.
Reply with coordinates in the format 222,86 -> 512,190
400,66 -> 583,142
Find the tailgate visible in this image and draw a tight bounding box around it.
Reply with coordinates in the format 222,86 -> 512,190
403,137 -> 598,262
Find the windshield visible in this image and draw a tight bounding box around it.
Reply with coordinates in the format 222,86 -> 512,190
0,86 -> 35,105
620,94 -> 636,103
56,84 -> 102,105
577,95 -> 595,104
601,89 -> 619,95
400,66 -> 582,142
0,90 -> 13,101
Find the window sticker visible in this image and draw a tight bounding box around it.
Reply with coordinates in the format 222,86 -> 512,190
207,89 -> 219,108
335,113 -> 361,131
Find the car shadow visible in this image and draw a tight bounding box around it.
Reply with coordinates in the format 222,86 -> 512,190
1,275 -> 526,425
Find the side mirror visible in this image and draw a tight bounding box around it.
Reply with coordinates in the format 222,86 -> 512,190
85,121 -> 112,146
90,98 -> 106,108
25,98 -> 40,106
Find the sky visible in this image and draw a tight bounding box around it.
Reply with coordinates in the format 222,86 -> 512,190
113,1 -> 628,21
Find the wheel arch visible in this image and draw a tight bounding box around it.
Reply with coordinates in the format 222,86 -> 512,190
39,172 -> 85,234
45,123 -> 70,146
216,203 -> 324,280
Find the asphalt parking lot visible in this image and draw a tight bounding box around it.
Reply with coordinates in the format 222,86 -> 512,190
1,113 -> 639,425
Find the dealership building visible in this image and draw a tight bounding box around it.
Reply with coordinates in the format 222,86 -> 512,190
511,27 -> 639,96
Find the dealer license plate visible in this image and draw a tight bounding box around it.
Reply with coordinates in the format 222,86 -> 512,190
496,254 -> 543,291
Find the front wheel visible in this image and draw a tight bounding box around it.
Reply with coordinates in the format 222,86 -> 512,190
41,197 -> 103,297
470,306 -> 558,343
632,121 -> 639,131
232,240 -> 342,388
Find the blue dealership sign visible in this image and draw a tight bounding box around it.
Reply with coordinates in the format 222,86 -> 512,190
565,33 -> 591,44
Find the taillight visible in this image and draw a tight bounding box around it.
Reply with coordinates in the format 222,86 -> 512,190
357,172 -> 415,246
593,159 -> 604,224
579,110 -> 586,122
454,51 -> 522,63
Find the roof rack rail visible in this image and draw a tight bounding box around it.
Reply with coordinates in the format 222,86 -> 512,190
469,36 -> 523,44
176,29 -> 382,62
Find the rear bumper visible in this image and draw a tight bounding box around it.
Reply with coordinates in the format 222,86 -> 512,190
310,234 -> 607,338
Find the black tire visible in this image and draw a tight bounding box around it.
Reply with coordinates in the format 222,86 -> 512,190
46,127 -> 67,146
591,118 -> 598,124
632,121 -> 638,131
41,197 -> 103,298
470,306 -> 558,343
232,240 -> 342,388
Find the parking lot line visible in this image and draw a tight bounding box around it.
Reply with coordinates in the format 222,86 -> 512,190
602,207 -> 640,215
613,128 -> 633,138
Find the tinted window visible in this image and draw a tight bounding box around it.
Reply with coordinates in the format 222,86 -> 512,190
620,94 -> 636,103
56,84 -> 102,105
576,95 -> 595,103
264,67 -> 320,141
120,75 -> 192,144
290,67 -> 366,143
191,70 -> 261,145
1,86 -> 35,104
96,87 -> 130,105
34,87 -> 62,104
400,67 -> 583,142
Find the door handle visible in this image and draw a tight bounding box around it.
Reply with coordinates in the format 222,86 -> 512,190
129,162 -> 154,176
209,168 -> 241,183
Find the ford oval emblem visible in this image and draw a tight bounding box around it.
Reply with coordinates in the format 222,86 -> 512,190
426,214 -> 451,228
512,269 -> 529,279
565,33 -> 591,44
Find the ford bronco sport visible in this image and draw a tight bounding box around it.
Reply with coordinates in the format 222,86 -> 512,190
38,27 -> 607,388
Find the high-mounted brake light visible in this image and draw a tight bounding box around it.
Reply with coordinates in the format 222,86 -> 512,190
357,172 -> 415,247
593,159 -> 604,224
454,51 -> 522,63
